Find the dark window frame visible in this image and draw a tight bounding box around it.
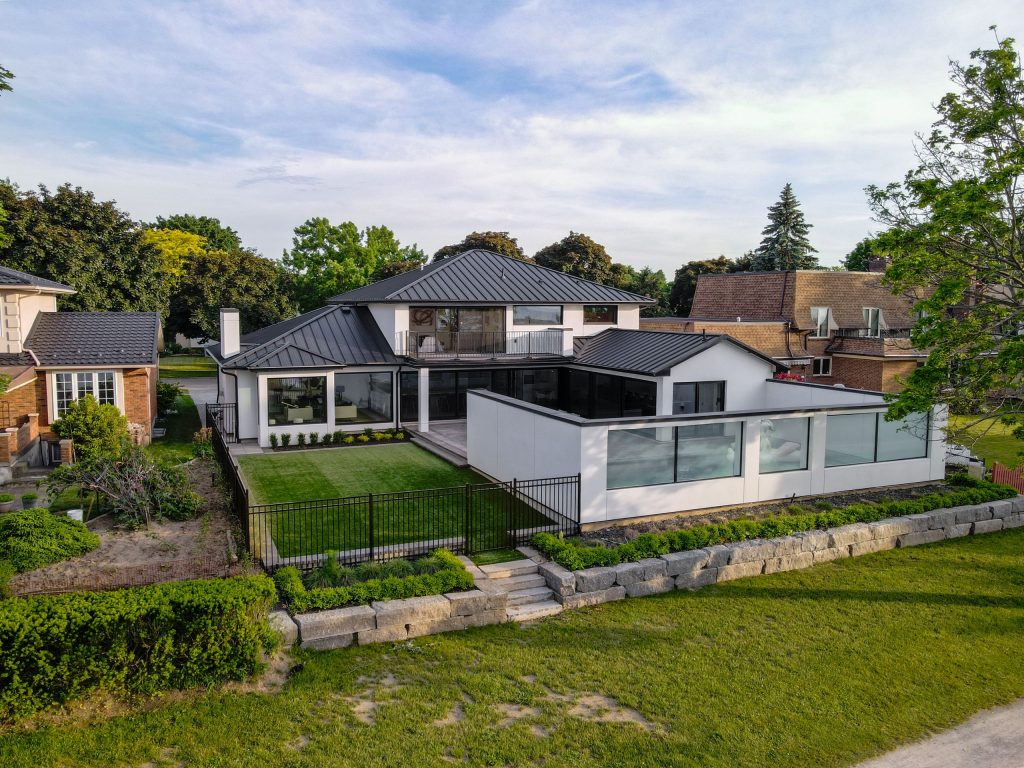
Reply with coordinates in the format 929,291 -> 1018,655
606,421 -> 745,489
512,305 -> 563,326
672,380 -> 726,415
812,357 -> 832,377
583,304 -> 618,324
824,411 -> 930,467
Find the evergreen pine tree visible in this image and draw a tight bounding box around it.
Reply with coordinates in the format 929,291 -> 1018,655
752,183 -> 819,270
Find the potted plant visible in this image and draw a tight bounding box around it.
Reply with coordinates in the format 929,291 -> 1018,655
0,493 -> 13,513
21,492 -> 38,509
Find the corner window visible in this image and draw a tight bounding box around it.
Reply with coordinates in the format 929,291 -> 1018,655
812,357 -> 832,377
335,372 -> 393,424
810,307 -> 831,338
513,305 -> 563,326
583,305 -> 618,324
267,376 -> 327,426
672,381 -> 725,414
54,371 -> 116,417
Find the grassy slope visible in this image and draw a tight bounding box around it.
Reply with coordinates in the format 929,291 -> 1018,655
238,444 -> 547,556
146,394 -> 201,465
2,528 -> 1023,767
947,415 -> 1024,467
158,354 -> 217,379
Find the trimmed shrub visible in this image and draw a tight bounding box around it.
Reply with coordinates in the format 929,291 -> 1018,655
51,395 -> 130,461
533,481 -> 1018,571
269,433 -> 279,449
281,433 -> 292,447
156,381 -> 184,418
296,433 -> 307,447
344,436 -> 356,445
274,549 -> 473,613
0,575 -> 277,722
308,432 -> 319,446
0,509 -> 100,572
321,432 -> 333,446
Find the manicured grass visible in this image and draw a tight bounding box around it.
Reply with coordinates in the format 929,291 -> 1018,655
948,415 -> 1024,467
239,444 -> 551,557
2,529 -> 1023,766
146,394 -> 201,465
469,548 -> 524,566
158,354 -> 217,379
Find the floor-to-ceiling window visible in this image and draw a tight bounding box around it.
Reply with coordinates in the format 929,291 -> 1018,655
334,372 -> 393,424
408,307 -> 506,355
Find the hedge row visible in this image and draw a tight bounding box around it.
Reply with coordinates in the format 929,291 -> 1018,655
0,508 -> 100,573
274,549 -> 474,613
0,575 -> 277,722
533,479 -> 1018,571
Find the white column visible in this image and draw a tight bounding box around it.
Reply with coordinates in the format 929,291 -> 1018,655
809,412 -> 828,495
417,367 -> 430,433
742,417 -> 760,503
256,375 -> 268,448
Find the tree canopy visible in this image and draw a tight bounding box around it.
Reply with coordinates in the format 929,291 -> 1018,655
0,182 -> 165,313
283,218 -> 424,312
752,183 -> 819,271
141,228 -> 207,283
149,213 -> 242,252
533,231 -> 613,283
167,248 -> 295,342
0,65 -> 12,95
869,33 -> 1024,444
668,256 -> 746,316
433,231 -> 527,262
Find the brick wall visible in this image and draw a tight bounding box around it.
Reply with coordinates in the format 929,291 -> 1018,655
831,356 -> 883,390
880,360 -> 919,393
0,375 -> 43,427
123,367 -> 156,437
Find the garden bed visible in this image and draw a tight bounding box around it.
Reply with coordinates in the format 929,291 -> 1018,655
266,427 -> 408,451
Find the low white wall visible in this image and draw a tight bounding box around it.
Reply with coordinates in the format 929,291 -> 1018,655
764,379 -> 884,408
467,390 -> 946,526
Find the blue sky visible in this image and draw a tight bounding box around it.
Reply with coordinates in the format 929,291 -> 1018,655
0,1 -> 1021,273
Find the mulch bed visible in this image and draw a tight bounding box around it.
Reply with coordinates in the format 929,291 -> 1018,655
579,482 -> 952,547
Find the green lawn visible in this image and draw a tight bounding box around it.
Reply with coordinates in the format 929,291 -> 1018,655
239,444 -> 551,556
146,394 -> 201,465
3,529 -> 1023,767
947,415 -> 1024,467
158,354 -> 217,379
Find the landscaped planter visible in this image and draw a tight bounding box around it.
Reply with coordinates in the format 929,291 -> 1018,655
269,429 -> 409,451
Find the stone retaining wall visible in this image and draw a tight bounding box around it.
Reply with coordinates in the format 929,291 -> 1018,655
277,496 -> 1024,649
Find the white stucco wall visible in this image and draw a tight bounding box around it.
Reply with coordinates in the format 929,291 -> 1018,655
0,292 -> 58,354
467,390 -> 946,526
369,304 -> 408,354
764,379 -> 884,408
655,341 -> 777,415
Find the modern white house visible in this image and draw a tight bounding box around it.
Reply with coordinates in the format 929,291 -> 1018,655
208,249 -> 944,525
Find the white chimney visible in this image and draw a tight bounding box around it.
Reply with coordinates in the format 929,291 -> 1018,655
220,308 -> 240,358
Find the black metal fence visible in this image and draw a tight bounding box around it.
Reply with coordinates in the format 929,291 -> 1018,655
205,405 -> 580,570
206,403 -> 239,443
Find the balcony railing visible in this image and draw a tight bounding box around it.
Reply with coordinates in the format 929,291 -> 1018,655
398,330 -> 567,360
834,327 -> 913,339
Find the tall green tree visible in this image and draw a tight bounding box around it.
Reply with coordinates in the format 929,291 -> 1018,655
149,213 -> 242,252
843,237 -> 885,271
668,256 -> 741,315
752,183 -> 819,271
0,182 -> 165,313
0,65 -> 13,95
534,231 -> 613,283
167,249 -> 295,342
433,231 -> 527,262
621,266 -> 670,316
869,33 -> 1024,443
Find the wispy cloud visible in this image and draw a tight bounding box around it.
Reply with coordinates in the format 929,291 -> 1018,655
0,0 -> 1020,272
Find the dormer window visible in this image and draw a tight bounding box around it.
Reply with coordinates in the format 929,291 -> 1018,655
863,307 -> 884,337
810,307 -> 833,338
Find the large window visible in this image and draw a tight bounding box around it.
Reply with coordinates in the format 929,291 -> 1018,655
335,372 -> 393,424
825,411 -> 929,466
863,307 -> 882,337
810,307 -> 832,338
607,421 -> 743,489
54,371 -> 116,417
513,305 -> 563,326
759,417 -> 810,474
672,381 -> 725,414
583,305 -> 618,324
267,376 -> 326,426
812,357 -> 832,377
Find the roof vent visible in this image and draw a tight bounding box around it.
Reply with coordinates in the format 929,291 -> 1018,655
340,306 -> 351,313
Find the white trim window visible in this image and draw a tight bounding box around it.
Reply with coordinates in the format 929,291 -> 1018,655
863,307 -> 882,337
812,357 -> 832,377
809,306 -> 833,338
55,371 -> 116,416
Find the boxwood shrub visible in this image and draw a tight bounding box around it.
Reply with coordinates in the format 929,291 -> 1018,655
534,479 -> 1018,571
0,575 -> 276,722
274,549 -> 474,613
0,508 -> 101,572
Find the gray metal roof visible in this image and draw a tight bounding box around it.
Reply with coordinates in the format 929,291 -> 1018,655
573,328 -> 785,376
219,305 -> 397,370
329,249 -> 654,305
25,312 -> 161,367
0,265 -> 76,293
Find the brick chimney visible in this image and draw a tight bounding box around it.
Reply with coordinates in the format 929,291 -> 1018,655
220,308 -> 240,358
867,257 -> 888,273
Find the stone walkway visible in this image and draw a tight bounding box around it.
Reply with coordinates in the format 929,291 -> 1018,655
858,699 -> 1024,768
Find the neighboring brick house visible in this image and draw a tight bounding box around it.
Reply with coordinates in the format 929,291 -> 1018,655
0,266 -> 161,479
641,270 -> 927,393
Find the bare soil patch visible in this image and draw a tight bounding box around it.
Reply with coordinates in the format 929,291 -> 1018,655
9,459 -> 246,595
343,672 -> 401,725
580,481 -> 950,546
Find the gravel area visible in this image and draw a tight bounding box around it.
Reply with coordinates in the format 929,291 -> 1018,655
579,482 -> 951,547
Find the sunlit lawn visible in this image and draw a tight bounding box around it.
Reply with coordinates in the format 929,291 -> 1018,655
146,394 -> 201,465
2,528 -> 1023,767
158,354 -> 217,379
947,414 -> 1024,467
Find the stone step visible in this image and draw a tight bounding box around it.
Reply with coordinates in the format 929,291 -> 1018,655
506,586 -> 554,606
507,600 -> 563,623
478,559 -> 538,579
483,573 -> 546,592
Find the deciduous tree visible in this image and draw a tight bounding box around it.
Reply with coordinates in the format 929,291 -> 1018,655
149,213 -> 242,252
869,33 -> 1024,445
534,231 -> 613,283
668,256 -> 739,315
432,231 -> 527,262
752,183 -> 819,270
843,237 -> 884,271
